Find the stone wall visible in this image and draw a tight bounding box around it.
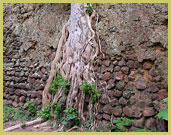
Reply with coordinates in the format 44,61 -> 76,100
3,3 -> 70,107
3,3 -> 168,131
94,3 -> 168,131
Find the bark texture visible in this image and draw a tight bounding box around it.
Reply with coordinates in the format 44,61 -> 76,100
42,3 -> 102,128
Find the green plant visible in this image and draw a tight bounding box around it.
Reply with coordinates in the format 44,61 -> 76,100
136,128 -> 146,132
158,97 -> 168,121
3,104 -> 16,122
80,82 -> 101,104
51,102 -> 63,119
86,129 -> 96,132
37,101 -> 65,121
3,104 -> 37,123
151,128 -> 161,132
109,117 -> 134,132
49,73 -> 70,95
24,101 -> 37,115
20,122 -> 26,129
136,128 -> 160,132
85,4 -> 95,15
37,104 -> 53,120
62,108 -> 80,128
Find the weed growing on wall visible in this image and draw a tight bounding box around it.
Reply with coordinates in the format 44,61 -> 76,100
49,73 -> 70,95
62,108 -> 80,128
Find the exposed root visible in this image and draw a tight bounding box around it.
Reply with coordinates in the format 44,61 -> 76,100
66,126 -> 79,132
34,121 -> 48,128
55,125 -> 65,132
4,118 -> 44,132
41,3 -> 103,131
42,21 -> 70,106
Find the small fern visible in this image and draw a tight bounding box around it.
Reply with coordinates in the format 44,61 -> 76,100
109,117 -> 134,132
85,4 -> 95,16
62,108 -> 80,128
80,82 -> 101,104
49,73 -> 70,95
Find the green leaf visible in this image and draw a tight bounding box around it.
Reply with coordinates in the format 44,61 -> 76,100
163,98 -> 168,102
136,128 -> 146,132
158,108 -> 168,121
151,128 -> 161,132
62,121 -> 67,125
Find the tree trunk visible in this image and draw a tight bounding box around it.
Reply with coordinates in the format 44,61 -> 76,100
42,3 -> 102,129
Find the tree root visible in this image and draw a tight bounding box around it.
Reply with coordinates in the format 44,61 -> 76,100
66,126 -> 79,132
42,21 -> 70,106
41,3 -> 103,131
3,118 -> 44,132
34,121 -> 48,128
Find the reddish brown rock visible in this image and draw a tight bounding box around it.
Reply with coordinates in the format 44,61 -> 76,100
35,84 -> 44,90
157,89 -> 168,100
137,100 -> 146,108
12,102 -> 19,108
107,79 -> 115,90
147,82 -> 159,93
34,91 -> 42,98
20,90 -> 27,96
18,102 -> 24,107
98,105 -> 104,113
116,81 -> 125,90
114,66 -> 120,72
145,98 -> 153,107
132,106 -> 142,118
107,90 -> 114,98
109,98 -> 118,107
135,79 -> 147,90
106,65 -> 114,72
32,98 -> 41,105
96,114 -> 103,120
19,96 -> 25,102
123,106 -> 142,118
121,66 -> 129,75
113,60 -> 118,65
17,83 -> 27,89
119,97 -> 127,106
114,72 -> 124,80
100,97 -> 109,105
123,106 -> 133,117
124,75 -> 129,82
127,60 -> 134,69
111,106 -> 122,116
14,96 -> 19,103
156,118 -> 167,132
145,118 -> 156,129
103,114 -> 111,121
103,104 -> 112,114
113,90 -> 122,97
6,100 -> 13,105
103,60 -> 111,67
133,117 -> 145,128
143,107 -> 156,117
118,59 -> 126,66
103,72 -> 112,80
123,90 -> 132,99
15,90 -> 21,96
27,77 -> 35,84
